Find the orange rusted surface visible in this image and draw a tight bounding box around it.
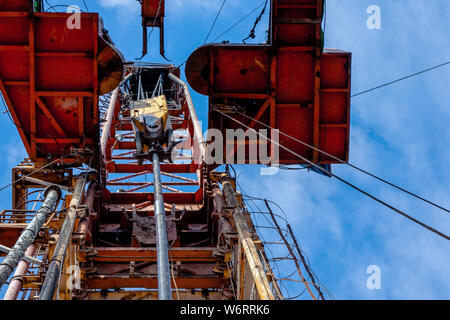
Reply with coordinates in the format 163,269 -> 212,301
142,0 -> 165,21
186,0 -> 351,165
140,0 -> 166,58
0,226 -> 25,250
86,276 -> 222,290
0,1 -> 123,165
90,247 -> 216,263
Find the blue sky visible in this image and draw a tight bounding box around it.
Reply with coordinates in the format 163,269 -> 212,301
1,0 -> 450,299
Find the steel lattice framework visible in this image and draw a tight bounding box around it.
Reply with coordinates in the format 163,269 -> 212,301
0,0 -> 350,300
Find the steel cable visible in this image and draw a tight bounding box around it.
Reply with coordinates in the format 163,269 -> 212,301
352,60 -> 450,98
204,0 -> 227,44
214,108 -> 450,241
232,108 -> 450,215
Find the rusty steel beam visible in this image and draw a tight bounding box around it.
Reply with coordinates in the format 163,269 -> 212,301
108,191 -> 199,205
107,181 -> 197,187
86,290 -> 222,300
107,170 -> 152,183
89,247 -> 216,263
107,163 -> 196,174
86,275 -> 222,290
160,171 -> 198,184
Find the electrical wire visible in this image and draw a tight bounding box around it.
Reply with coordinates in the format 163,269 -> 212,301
248,210 -> 290,225
245,195 -> 289,222
264,199 -> 318,300
238,180 -> 305,298
239,185 -> 289,240
232,108 -> 450,215
286,223 -> 325,299
168,248 -> 180,300
214,108 -> 450,242
242,0 -> 268,43
239,186 -> 286,291
285,288 -> 307,300
44,0 -> 87,12
204,0 -> 227,44
15,189 -> 44,209
211,1 -> 266,43
81,0 -> 88,12
243,197 -> 292,298
178,1 -> 266,68
352,60 -> 450,98
0,154 -> 70,193
144,0 -> 163,43
0,91 -> 23,130
44,0 -> 56,12
45,5 -> 86,12
283,230 -> 332,299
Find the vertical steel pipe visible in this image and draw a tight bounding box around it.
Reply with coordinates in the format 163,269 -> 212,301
0,186 -> 61,288
100,73 -> 134,157
211,183 -> 233,237
219,176 -> 275,300
78,182 -> 97,245
168,73 -> 206,161
100,87 -> 119,157
39,177 -> 86,300
3,244 -> 37,300
152,152 -> 172,300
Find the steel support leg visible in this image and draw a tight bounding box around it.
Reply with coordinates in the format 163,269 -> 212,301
0,186 -> 61,288
3,244 -> 37,300
152,152 -> 172,300
219,175 -> 275,300
39,177 -> 86,300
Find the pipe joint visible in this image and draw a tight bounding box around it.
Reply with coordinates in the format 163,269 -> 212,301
44,185 -> 62,203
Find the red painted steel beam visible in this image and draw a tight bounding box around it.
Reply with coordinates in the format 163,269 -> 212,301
0,10 -> 102,164
0,4 -> 124,165
0,226 -> 27,250
86,275 -> 222,290
142,0 -> 165,19
108,192 -> 199,205
185,0 -> 351,165
106,162 -> 199,174
91,247 -> 216,263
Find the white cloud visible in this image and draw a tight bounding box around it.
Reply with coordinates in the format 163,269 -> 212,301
98,0 -> 140,13
233,0 -> 450,299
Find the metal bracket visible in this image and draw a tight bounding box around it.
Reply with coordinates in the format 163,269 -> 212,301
76,205 -> 89,219
23,176 -> 70,192
0,245 -> 42,265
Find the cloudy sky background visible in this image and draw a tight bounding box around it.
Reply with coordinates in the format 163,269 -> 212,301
1,0 -> 449,299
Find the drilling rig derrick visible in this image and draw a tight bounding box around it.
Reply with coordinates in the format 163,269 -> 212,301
0,0 -> 351,301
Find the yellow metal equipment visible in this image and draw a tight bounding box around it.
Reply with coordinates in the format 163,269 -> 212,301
131,95 -> 175,163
